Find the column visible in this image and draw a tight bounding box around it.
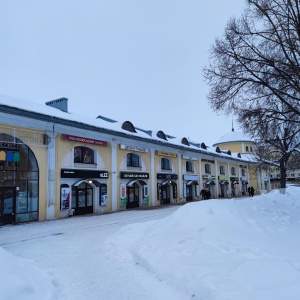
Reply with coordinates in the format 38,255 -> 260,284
46,129 -> 57,220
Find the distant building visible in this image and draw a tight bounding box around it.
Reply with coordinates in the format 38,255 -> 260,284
213,128 -> 271,194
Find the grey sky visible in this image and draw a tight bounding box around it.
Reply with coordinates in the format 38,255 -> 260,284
0,0 -> 245,146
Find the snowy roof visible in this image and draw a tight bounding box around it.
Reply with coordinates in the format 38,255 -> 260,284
0,94 -> 250,162
213,130 -> 252,146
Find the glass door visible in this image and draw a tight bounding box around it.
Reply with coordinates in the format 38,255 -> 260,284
0,187 -> 16,225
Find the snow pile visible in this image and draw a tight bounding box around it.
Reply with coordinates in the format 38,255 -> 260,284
106,186 -> 300,300
0,247 -> 59,300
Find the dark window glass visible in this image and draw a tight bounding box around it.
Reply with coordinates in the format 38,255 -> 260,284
231,167 -> 236,175
220,166 -> 225,174
74,147 -> 94,164
161,158 -> 171,170
205,164 -> 211,173
127,153 -> 140,167
241,169 -> 246,176
186,161 -> 194,172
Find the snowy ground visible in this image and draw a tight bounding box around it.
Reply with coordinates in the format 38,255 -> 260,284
1,187 -> 300,300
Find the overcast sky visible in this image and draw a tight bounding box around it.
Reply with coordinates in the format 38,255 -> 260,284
0,0 -> 246,146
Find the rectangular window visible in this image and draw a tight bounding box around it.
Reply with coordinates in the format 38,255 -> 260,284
220,166 -> 225,174
161,158 -> 171,170
205,164 -> 211,173
74,147 -> 94,164
127,153 -> 140,167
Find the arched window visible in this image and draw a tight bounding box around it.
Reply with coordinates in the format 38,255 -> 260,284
246,146 -> 249,152
220,165 -> 225,174
241,169 -> 246,176
205,163 -> 211,173
127,153 -> 140,167
250,146 -> 253,152
186,161 -> 194,172
0,133 -> 39,224
74,147 -> 94,164
161,158 -> 171,170
231,167 -> 236,175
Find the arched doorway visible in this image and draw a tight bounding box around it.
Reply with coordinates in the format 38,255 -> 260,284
159,180 -> 177,205
72,182 -> 93,215
0,133 -> 39,225
185,180 -> 199,202
126,180 -> 147,209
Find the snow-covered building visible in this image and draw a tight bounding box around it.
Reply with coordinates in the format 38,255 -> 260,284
213,128 -> 271,194
0,95 -> 259,225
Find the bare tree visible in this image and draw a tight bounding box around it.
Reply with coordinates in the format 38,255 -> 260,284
203,0 -> 300,123
242,107 -> 300,189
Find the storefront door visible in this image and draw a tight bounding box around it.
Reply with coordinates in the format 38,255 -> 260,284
0,187 -> 15,225
126,184 -> 139,208
72,183 -> 93,215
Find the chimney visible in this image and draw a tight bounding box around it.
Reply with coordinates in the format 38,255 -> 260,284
45,97 -> 68,113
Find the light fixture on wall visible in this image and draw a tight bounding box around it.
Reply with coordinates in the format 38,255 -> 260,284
88,180 -> 92,184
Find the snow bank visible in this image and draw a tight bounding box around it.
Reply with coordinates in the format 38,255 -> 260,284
0,247 -> 59,300
107,187 -> 300,300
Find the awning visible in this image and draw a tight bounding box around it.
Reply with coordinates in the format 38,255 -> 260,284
73,179 -> 102,187
205,180 -> 215,185
231,181 -> 239,184
220,180 -> 229,185
127,179 -> 147,187
242,181 -> 248,184
161,180 -> 177,186
186,180 -> 199,185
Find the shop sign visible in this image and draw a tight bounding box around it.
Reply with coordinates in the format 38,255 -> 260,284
0,142 -> 20,150
155,150 -> 177,158
120,144 -> 149,153
218,175 -> 229,181
182,155 -> 198,161
183,174 -> 199,180
62,134 -> 107,146
120,172 -> 149,179
230,177 -> 239,181
157,173 -> 178,180
203,175 -> 216,179
201,159 -> 215,163
263,177 -> 270,181
61,169 -> 109,178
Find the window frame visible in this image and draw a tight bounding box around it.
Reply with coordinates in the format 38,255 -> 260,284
220,165 -> 225,175
186,161 -> 194,172
205,163 -> 211,173
161,158 -> 171,170
126,153 -> 140,168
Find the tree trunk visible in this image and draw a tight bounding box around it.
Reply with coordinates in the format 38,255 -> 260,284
279,160 -> 287,193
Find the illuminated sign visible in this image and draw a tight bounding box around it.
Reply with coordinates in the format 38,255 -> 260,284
61,169 -> 109,178
120,172 -> 149,179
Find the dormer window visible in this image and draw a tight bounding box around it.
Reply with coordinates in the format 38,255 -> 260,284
74,147 -> 94,164
127,153 -> 140,167
161,158 -> 171,170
